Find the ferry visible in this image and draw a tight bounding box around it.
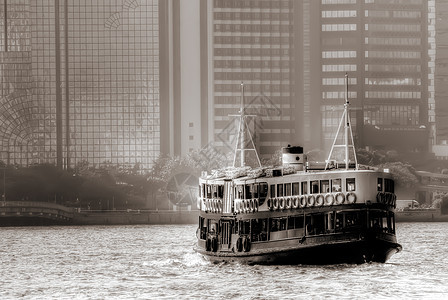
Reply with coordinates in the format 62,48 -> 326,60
194,76 -> 402,264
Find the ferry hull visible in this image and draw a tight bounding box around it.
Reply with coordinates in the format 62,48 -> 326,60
195,236 -> 401,265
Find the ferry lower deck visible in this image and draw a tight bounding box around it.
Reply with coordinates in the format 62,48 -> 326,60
195,204 -> 401,265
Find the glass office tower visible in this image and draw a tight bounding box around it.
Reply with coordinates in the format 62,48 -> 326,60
0,0 -> 161,171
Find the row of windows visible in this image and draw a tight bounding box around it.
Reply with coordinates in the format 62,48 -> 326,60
214,48 -> 291,57
365,37 -> 421,46
215,60 -> 290,69
364,105 -> 419,126
365,10 -> 422,19
322,64 -> 357,72
365,0 -> 423,5
215,83 -> 289,93
365,91 -> 421,99
214,0 -> 291,9
322,10 -> 357,18
322,77 -> 357,85
215,35 -> 291,45
365,78 -> 421,86
214,23 -> 291,33
365,51 -> 421,59
322,0 -> 356,4
214,12 -> 292,21
322,91 -> 357,99
322,24 -> 357,31
215,72 -> 289,81
365,64 -> 421,73
322,51 -> 357,59
365,24 -> 421,32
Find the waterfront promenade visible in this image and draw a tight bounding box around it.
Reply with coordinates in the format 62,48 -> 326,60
0,201 -> 197,226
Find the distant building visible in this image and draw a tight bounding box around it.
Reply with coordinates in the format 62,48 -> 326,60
199,0 -> 317,162
319,0 -> 430,155
198,0 -> 432,162
0,0 -> 165,171
432,0 -> 448,159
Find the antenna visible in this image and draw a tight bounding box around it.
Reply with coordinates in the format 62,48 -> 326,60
230,83 -> 261,168
325,74 -> 358,170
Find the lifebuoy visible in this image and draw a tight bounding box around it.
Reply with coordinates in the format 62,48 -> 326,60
292,196 -> 299,209
254,199 -> 259,212
273,198 -> 279,210
335,192 -> 345,205
307,195 -> 315,207
218,199 -> 223,213
324,193 -> 334,206
315,194 -> 324,207
279,197 -> 286,210
236,237 -> 243,252
249,199 -> 255,213
285,197 -> 292,209
387,193 -> 394,206
376,192 -> 383,204
346,192 -> 357,204
299,195 -> 307,208
211,237 -> 218,252
212,199 -> 217,213
246,199 -> 251,212
267,198 -> 273,211
242,237 -> 251,252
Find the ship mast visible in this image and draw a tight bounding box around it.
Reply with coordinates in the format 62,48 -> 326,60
325,74 -> 358,170
231,83 -> 261,168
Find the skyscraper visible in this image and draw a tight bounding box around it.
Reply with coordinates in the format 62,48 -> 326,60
320,0 -> 429,154
0,0 -> 163,171
201,0 -> 313,162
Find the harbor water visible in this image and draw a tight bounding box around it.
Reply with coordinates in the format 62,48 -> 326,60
0,223 -> 447,299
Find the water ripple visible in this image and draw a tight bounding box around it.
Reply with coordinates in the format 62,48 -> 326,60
0,223 -> 447,299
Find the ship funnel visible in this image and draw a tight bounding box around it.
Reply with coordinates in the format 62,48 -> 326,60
282,145 -> 304,171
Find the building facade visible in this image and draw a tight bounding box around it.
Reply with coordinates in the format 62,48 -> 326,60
201,0 -> 316,164
320,0 -> 429,154
0,0 -> 163,171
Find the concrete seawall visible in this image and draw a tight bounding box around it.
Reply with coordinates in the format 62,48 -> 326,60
72,210 -> 198,225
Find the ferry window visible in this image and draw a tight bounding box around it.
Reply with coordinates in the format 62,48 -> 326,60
285,183 -> 292,196
311,180 -> 319,194
384,179 -> 394,193
345,212 -> 362,229
252,184 -> 259,198
292,182 -> 300,195
287,216 -> 295,230
239,220 -> 250,235
270,184 -> 275,198
251,219 -> 267,242
206,185 -> 212,198
346,178 -> 356,191
331,178 -> 342,192
258,182 -> 268,205
377,178 -> 383,192
294,216 -> 304,228
218,185 -> 224,198
335,213 -> 343,232
212,185 -> 218,198
320,180 -> 330,193
199,185 -> 203,197
277,184 -> 284,197
236,185 -> 243,199
279,218 -> 287,231
245,184 -> 252,199
270,218 -> 280,232
301,182 -> 308,195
